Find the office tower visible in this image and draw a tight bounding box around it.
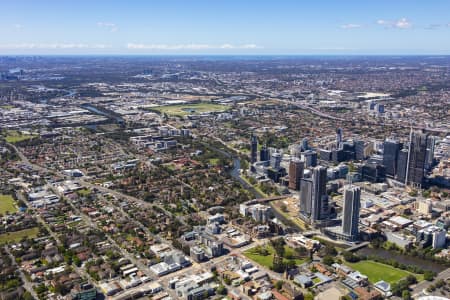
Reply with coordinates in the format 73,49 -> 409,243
354,140 -> 365,161
250,134 -> 258,164
299,179 -> 313,217
336,128 -> 343,149
303,150 -> 318,167
342,141 -> 356,161
432,229 -> 446,249
319,149 -> 332,161
270,152 -> 282,169
289,158 -> 304,190
383,139 -> 401,177
290,143 -> 302,158
311,166 -> 328,221
260,145 -> 270,162
342,185 -> 361,240
250,134 -> 258,163
406,132 -> 428,186
361,163 -> 386,183
301,138 -> 309,151
396,149 -> 409,182
332,149 -> 345,162
425,136 -> 436,171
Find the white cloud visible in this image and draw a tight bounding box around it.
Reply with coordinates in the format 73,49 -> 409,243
97,22 -> 118,32
376,20 -> 389,26
377,18 -> 412,29
340,24 -> 362,29
126,43 -> 261,50
0,43 -> 110,49
13,24 -> 24,31
395,18 -> 412,29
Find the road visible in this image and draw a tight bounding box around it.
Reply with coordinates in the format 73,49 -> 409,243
4,246 -> 39,300
412,268 -> 450,298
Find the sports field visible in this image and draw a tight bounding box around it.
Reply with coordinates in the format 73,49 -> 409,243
0,194 -> 18,215
2,130 -> 36,143
345,260 -> 422,285
0,227 -> 39,244
152,102 -> 229,116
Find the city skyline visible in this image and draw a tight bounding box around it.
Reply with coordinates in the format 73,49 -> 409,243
1,0 -> 450,55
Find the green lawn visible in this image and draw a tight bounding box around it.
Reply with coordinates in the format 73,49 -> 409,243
208,158 -> 220,166
0,227 -> 40,244
2,130 -> 36,143
151,102 -> 229,116
76,188 -> 91,197
313,277 -> 322,284
0,194 -> 18,215
243,245 -> 306,269
345,260 -> 422,285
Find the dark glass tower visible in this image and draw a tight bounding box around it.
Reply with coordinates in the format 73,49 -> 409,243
407,132 -> 428,186
250,134 -> 258,164
311,166 -> 328,221
342,185 -> 361,240
383,139 -> 402,177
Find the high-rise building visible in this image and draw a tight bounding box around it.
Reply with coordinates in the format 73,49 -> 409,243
361,163 -> 386,183
396,149 -> 409,182
342,185 -> 361,240
319,149 -> 332,161
260,145 -> 270,162
425,136 -> 436,171
383,139 -> 402,177
301,138 -> 309,151
332,149 -> 345,162
406,132 -> 428,186
270,152 -> 282,169
336,128 -> 343,149
250,134 -> 258,164
311,166 -> 328,221
354,140 -> 365,161
303,150 -> 318,167
289,158 -> 304,190
299,179 -> 313,217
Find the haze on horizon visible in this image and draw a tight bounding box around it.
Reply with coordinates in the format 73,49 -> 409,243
1,0 -> 450,55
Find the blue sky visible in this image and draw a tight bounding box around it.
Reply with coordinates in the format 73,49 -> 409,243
1,0 -> 449,55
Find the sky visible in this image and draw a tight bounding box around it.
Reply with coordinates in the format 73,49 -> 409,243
1,0 -> 450,55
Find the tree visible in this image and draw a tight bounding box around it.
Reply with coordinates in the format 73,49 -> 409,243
21,291 -> 33,300
409,190 -> 418,197
342,251 -> 360,263
423,270 -> 435,281
322,256 -> 334,266
216,285 -> 227,295
402,290 -> 411,300
324,245 -> 337,256
272,255 -> 285,273
271,238 -> 286,258
405,275 -> 417,285
304,293 -> 314,300
275,280 -> 284,290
